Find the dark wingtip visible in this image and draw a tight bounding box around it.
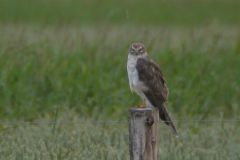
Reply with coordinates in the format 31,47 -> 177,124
167,120 -> 178,137
159,104 -> 178,137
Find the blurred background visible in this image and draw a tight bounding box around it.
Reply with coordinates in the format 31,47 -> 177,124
0,0 -> 240,159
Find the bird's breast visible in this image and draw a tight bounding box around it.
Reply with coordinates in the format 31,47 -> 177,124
127,55 -> 148,92
127,56 -> 138,84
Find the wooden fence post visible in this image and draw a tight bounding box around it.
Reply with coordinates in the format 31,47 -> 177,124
128,107 -> 159,160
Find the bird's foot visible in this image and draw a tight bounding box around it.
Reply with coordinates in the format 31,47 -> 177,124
134,99 -> 148,108
138,104 -> 149,108
135,104 -> 149,108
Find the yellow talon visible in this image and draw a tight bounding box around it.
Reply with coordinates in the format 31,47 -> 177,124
136,99 -> 148,108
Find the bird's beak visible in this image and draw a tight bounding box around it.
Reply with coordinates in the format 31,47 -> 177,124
135,49 -> 139,55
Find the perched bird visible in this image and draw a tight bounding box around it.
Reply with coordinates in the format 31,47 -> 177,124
127,43 -> 178,136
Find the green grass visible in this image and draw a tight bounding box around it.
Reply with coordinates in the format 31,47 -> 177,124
1,0 -> 240,159
1,112 -> 240,159
0,23 -> 240,120
0,24 -> 240,159
1,0 -> 240,26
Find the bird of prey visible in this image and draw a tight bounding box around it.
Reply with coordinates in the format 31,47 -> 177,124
127,43 -> 178,136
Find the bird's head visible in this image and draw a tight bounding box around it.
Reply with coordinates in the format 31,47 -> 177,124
129,43 -> 146,56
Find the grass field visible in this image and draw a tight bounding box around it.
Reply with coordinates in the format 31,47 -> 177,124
0,0 -> 240,159
1,111 -> 240,159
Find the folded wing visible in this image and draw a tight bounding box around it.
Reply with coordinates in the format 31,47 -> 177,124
136,56 -> 178,136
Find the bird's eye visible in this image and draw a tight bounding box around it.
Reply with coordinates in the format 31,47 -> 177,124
130,48 -> 134,53
139,48 -> 143,52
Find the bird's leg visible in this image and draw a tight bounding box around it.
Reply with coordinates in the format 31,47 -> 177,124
137,99 -> 148,108
131,85 -> 135,93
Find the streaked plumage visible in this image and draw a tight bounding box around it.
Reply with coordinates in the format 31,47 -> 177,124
127,43 -> 178,136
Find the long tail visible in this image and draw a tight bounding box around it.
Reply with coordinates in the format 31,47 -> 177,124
159,104 -> 178,137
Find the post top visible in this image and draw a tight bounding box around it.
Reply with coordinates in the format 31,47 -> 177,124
128,107 -> 158,112
127,107 -> 159,118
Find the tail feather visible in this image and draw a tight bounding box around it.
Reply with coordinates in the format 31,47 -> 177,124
159,104 -> 178,137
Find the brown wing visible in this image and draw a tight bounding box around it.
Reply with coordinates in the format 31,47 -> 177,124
136,56 -> 168,105
136,56 -> 178,136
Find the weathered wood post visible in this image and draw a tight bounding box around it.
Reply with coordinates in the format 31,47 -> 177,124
128,107 -> 159,160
